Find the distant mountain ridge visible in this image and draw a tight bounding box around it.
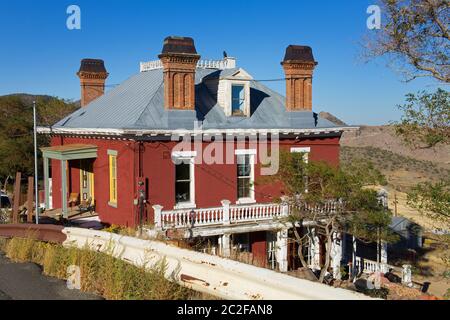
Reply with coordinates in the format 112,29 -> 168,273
2,93 -> 81,108
319,112 -> 347,126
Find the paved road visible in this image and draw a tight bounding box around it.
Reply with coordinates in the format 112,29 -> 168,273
0,253 -> 102,300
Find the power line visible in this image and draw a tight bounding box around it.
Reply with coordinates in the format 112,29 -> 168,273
252,78 -> 286,82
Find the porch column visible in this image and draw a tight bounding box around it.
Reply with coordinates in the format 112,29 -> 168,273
331,233 -> 342,280
380,240 -> 388,273
61,160 -> 68,219
220,233 -> 231,258
153,205 -> 163,230
276,228 -> 288,273
43,157 -> 50,209
309,228 -> 321,271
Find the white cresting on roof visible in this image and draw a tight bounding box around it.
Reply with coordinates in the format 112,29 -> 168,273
140,57 -> 237,72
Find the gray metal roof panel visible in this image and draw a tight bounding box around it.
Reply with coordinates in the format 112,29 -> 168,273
54,67 -> 343,131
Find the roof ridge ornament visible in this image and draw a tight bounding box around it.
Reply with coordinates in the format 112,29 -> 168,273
140,57 -> 236,72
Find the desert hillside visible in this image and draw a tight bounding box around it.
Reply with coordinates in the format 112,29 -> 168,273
341,125 -> 450,169
341,146 -> 450,192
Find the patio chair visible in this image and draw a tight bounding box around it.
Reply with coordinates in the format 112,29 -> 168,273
68,193 -> 79,211
79,197 -> 95,215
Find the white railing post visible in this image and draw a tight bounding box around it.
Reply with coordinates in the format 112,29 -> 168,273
281,202 -> 289,217
402,264 -> 413,287
153,205 -> 163,229
221,200 -> 231,225
380,240 -> 388,273
276,228 -> 289,272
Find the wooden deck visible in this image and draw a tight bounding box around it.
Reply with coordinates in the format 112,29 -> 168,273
41,206 -> 98,221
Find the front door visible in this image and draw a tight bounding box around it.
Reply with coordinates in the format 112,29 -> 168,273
80,160 -> 94,203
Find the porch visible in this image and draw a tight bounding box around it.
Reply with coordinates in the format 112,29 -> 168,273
152,200 -> 390,276
41,144 -> 98,219
152,200 -> 340,273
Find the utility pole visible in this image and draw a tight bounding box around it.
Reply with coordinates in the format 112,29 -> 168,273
33,101 -> 39,224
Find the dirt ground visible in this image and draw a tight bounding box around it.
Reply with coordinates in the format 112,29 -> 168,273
382,186 -> 449,298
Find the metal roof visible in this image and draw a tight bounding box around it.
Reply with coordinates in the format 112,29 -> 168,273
53,67 -> 343,132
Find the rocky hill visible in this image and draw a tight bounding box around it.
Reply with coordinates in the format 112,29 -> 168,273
319,111 -> 347,126
341,125 -> 450,168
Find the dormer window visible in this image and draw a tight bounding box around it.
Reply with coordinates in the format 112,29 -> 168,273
231,84 -> 246,116
205,68 -> 253,117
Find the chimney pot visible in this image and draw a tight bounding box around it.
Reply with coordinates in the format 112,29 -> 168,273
158,36 -> 201,110
281,45 -> 318,111
77,59 -> 109,107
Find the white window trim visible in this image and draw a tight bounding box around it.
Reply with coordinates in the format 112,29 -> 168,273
235,149 -> 256,204
107,149 -> 118,156
173,154 -> 196,210
172,151 -> 197,158
291,147 -> 310,192
235,149 -> 257,156
290,147 -> 310,163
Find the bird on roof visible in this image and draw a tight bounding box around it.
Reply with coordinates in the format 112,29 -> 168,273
223,51 -> 228,58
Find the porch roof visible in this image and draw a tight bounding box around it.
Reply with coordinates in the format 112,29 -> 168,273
41,144 -> 98,160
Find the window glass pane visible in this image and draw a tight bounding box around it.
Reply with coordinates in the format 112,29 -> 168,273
237,155 -> 251,177
238,177 -> 250,199
232,85 -> 245,113
176,181 -> 191,203
175,161 -> 191,203
237,154 -> 252,199
176,163 -> 190,181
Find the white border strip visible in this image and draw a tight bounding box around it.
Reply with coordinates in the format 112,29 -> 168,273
37,126 -> 359,137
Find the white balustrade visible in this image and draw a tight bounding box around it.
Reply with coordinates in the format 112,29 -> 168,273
158,206 -> 224,229
355,256 -> 391,274
230,203 -> 283,223
155,200 -> 340,230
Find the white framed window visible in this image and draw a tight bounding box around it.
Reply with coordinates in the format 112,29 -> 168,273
173,152 -> 196,209
291,147 -> 310,192
108,150 -> 118,207
235,149 -> 256,204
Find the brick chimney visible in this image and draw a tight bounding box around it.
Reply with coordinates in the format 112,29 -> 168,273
77,59 -> 109,107
281,45 -> 318,111
158,36 -> 201,110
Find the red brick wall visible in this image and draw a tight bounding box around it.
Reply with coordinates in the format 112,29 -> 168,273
50,135 -> 340,227
50,136 -> 137,227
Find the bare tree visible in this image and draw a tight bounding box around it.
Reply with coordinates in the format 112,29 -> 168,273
363,0 -> 449,82
394,89 -> 449,148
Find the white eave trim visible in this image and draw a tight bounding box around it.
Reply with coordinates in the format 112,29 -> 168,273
291,147 -> 311,153
37,126 -> 360,137
172,151 -> 197,158
235,149 -> 257,155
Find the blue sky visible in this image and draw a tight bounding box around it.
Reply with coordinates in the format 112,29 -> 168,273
0,0 -> 442,125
